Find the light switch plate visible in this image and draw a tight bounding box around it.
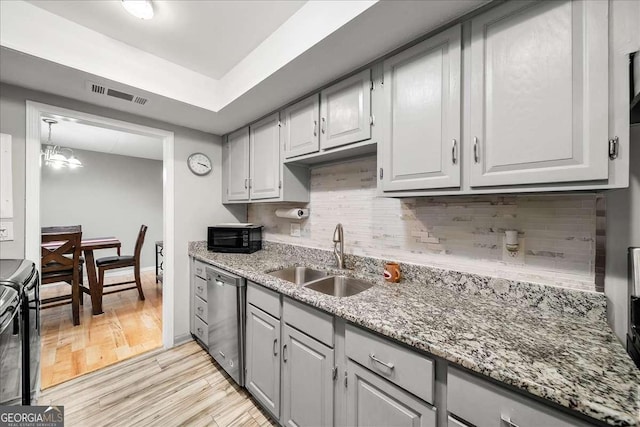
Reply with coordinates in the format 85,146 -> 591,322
290,223 -> 301,237
0,221 -> 14,241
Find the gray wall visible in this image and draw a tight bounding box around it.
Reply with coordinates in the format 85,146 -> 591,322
0,83 -> 247,341
606,124 -> 640,342
41,148 -> 163,270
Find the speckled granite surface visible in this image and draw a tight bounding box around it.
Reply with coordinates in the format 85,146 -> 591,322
189,241 -> 640,427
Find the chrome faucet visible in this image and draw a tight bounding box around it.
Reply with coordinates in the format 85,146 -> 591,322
333,223 -> 345,269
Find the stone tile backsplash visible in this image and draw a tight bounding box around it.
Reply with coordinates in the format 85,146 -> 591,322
248,156 -> 598,291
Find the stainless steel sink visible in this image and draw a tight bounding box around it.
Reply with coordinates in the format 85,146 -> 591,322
268,267 -> 328,285
304,275 -> 373,297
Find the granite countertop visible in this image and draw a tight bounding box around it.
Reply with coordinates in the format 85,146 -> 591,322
189,242 -> 640,427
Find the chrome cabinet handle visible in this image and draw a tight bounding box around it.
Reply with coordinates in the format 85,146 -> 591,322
313,120 -> 318,136
283,344 -> 288,362
273,338 -> 278,356
369,353 -> 394,370
473,137 -> 479,163
321,117 -> 326,134
452,139 -> 457,164
500,415 -> 520,427
197,306 -> 203,314
196,286 -> 204,293
219,350 -> 225,358
196,327 -> 203,335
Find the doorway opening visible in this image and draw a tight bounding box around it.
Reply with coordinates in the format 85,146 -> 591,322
25,101 -> 175,390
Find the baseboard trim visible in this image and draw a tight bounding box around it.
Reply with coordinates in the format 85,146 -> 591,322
173,333 -> 193,348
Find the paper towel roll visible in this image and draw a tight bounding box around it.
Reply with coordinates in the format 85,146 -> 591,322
275,208 -> 309,220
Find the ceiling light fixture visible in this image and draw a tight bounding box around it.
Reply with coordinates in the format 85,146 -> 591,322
121,0 -> 154,20
41,118 -> 84,170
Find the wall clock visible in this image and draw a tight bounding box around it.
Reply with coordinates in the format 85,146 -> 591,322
187,152 -> 212,176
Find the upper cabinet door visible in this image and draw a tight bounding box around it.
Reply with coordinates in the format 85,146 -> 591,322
381,25 -> 462,192
469,0 -> 609,187
250,113 -> 281,200
226,127 -> 250,201
320,69 -> 372,150
283,95 -> 320,159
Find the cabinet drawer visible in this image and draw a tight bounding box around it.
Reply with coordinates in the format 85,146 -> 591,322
283,297 -> 333,347
193,316 -> 208,346
247,281 -> 280,319
447,367 -> 592,427
194,260 -> 207,279
194,295 -> 207,323
345,324 -> 434,405
194,275 -> 207,301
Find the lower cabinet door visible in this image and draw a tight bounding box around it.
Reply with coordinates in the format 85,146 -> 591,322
246,304 -> 281,418
347,360 -> 436,427
282,324 -> 334,427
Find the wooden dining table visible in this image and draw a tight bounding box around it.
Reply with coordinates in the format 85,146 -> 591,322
41,236 -> 121,315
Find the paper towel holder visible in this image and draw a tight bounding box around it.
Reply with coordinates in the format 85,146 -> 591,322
275,208 -> 309,220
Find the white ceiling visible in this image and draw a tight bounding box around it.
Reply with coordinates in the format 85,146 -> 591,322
41,116 -> 163,161
27,0 -> 306,79
1,0 -> 489,135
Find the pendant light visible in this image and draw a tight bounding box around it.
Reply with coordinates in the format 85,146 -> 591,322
41,118 -> 83,169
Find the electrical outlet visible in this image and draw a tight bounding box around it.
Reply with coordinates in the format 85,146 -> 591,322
502,237 -> 525,264
290,223 -> 301,237
0,221 -> 14,241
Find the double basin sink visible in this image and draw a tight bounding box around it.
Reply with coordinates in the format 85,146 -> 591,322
268,266 -> 373,297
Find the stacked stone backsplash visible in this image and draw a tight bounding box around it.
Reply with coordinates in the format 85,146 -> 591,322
248,156 -> 599,291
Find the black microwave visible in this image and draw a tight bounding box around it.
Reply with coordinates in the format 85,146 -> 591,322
207,224 -> 263,253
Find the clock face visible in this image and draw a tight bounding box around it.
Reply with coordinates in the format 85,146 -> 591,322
188,153 -> 212,176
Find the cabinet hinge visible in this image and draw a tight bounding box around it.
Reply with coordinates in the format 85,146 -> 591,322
609,136 -> 619,160
370,80 -> 374,91
332,366 -> 338,381
370,115 -> 375,126
279,180 -> 282,189
344,371 -> 348,388
379,168 -> 383,180
278,120 -> 282,127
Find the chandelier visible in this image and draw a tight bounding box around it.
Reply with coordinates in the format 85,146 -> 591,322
41,119 -> 83,169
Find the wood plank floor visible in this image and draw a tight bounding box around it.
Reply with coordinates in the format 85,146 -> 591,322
38,341 -> 277,427
40,270 -> 162,389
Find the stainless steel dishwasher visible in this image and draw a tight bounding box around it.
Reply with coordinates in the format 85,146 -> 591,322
206,265 -> 245,386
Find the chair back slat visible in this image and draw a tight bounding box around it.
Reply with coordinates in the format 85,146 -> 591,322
41,231 -> 82,274
134,225 -> 148,263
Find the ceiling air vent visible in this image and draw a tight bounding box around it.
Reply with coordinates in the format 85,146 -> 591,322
90,83 -> 106,95
85,81 -> 149,107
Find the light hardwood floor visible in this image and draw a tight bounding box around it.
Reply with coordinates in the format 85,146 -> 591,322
40,270 -> 162,389
38,340 -> 277,427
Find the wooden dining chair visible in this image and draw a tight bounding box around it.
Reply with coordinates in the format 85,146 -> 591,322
95,225 -> 147,303
41,225 -> 90,306
41,228 -> 84,326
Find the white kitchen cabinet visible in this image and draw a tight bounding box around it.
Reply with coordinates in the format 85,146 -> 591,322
246,303 -> 281,419
447,367 -> 592,427
249,113 -> 281,200
283,94 -> 320,159
346,360 -> 437,427
380,24 -> 462,192
281,324 -> 334,427
320,69 -> 372,150
224,127 -> 250,201
222,117 -> 310,204
468,0 -> 609,187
